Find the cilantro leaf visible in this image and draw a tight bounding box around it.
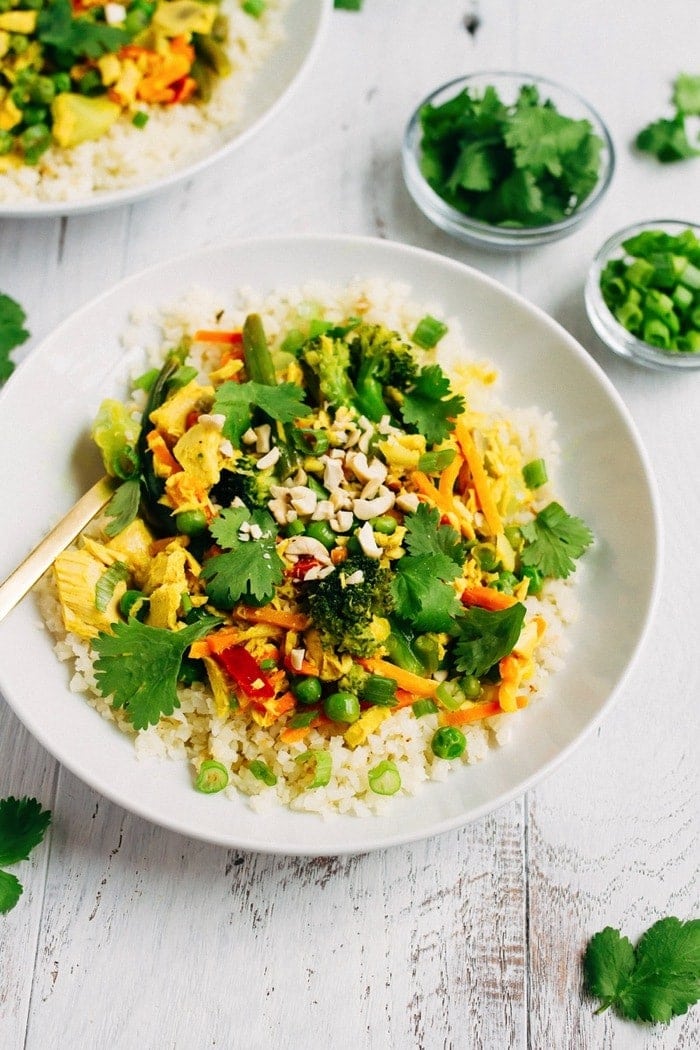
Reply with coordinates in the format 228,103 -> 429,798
400,365 -> 465,445
453,603 -> 526,677
0,796 -> 52,915
584,918 -> 700,1024
403,502 -> 465,568
93,617 -> 219,729
37,0 -> 129,60
213,380 -> 307,444
103,478 -> 141,538
636,114 -> 700,163
520,501 -> 593,579
673,73 -> 700,116
0,796 -> 52,866
391,555 -> 462,633
203,506 -> 284,607
0,869 -> 23,915
0,293 -> 30,384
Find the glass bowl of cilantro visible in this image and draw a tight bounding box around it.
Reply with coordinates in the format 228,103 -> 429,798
402,72 -> 615,249
585,219 -> 700,370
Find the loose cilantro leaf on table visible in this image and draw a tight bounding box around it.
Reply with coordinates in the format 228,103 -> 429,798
584,918 -> 700,1024
453,603 -> 526,677
203,505 -> 284,607
213,379 -> 308,444
0,293 -> 30,384
520,501 -> 593,579
636,72 -> 700,163
400,364 -> 465,445
93,616 -> 219,729
0,797 -> 52,915
418,81 -> 603,227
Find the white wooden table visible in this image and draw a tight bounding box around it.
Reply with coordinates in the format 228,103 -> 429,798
1,2 -> 698,1047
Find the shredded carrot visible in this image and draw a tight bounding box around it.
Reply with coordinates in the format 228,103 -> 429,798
202,626 -> 242,655
194,329 -> 243,345
438,449 -> 463,503
409,470 -> 453,517
189,639 -> 211,659
146,430 -> 180,477
262,691 -> 296,719
460,585 -> 518,611
454,419 -> 503,536
359,657 -> 438,698
235,606 -> 310,632
442,695 -> 528,726
392,688 -> 420,710
279,725 -> 311,745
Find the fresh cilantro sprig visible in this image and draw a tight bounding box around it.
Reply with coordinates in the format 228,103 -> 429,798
400,364 -> 465,445
0,293 -> 30,384
636,73 -> 700,163
584,917 -> 700,1024
452,603 -> 526,677
0,797 -> 52,915
202,505 -> 284,607
419,81 -> 603,227
37,0 -> 130,61
213,379 -> 308,444
93,616 -> 219,729
520,501 -> 593,580
391,505 -> 465,632
103,478 -> 141,538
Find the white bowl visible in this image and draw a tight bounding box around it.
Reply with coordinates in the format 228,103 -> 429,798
0,0 -> 331,218
0,235 -> 661,855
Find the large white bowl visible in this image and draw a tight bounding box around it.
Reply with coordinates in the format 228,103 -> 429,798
0,0 -> 331,218
0,236 -> 661,855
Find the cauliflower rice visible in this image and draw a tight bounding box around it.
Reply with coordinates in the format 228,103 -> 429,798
0,0 -> 289,205
36,277 -> 582,818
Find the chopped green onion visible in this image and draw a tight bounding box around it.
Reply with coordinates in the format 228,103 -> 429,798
417,448 -> 457,473
435,680 -> 466,711
132,367 -> 159,392
368,760 -> 401,796
132,111 -> 149,129
360,674 -> 397,707
280,328 -> 305,355
412,315 -> 449,349
195,760 -> 229,793
431,726 -> 467,760
295,749 -> 332,788
287,709 -> 318,728
412,698 -> 438,718
119,589 -> 149,620
249,759 -> 277,786
242,0 -> 266,16
522,458 -> 548,489
334,0 -> 363,10
259,658 -> 277,671
95,561 -> 129,612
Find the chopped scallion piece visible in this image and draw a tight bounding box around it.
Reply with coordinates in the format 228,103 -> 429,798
522,457 -> 548,489
435,680 -> 466,711
195,760 -> 229,793
417,447 -> 457,473
288,709 -> 318,728
360,674 -> 398,707
368,760 -> 401,796
295,749 -> 332,788
412,698 -> 438,718
249,759 -> 277,786
132,367 -> 159,392
95,561 -> 129,612
412,315 -> 449,349
242,0 -> 266,16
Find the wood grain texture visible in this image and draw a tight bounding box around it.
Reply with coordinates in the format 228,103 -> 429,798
1,2 -> 698,1048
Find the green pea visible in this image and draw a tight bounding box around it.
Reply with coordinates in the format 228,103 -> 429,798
175,509 -> 208,536
52,72 -> 72,94
473,542 -> 500,572
460,675 -> 481,699
22,105 -> 48,127
9,33 -> 29,55
30,77 -> 56,106
323,691 -> 361,724
372,514 -> 397,535
305,520 -> 336,550
431,726 -> 467,760
291,676 -> 322,706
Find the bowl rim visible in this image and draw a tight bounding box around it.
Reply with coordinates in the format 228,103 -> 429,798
402,69 -> 616,247
585,217 -> 700,371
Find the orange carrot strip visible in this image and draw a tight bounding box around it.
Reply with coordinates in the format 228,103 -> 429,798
203,627 -> 243,655
392,688 -> 420,710
438,450 -> 463,503
454,420 -> 503,536
443,695 -> 528,725
235,606 -> 310,631
279,725 -> 311,745
409,470 -> 453,516
359,658 -> 438,698
460,585 -> 518,611
194,329 -> 243,345
146,430 -> 180,476
189,639 -> 211,659
262,691 -> 296,719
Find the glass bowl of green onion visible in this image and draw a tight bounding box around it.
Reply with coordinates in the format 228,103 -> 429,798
585,220 -> 700,370
401,71 -> 615,249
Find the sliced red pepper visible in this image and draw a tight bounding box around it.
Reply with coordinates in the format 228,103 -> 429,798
214,645 -> 274,700
288,556 -> 322,580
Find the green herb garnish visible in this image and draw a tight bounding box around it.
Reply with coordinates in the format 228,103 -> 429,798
636,73 -> 700,163
0,797 -> 52,915
452,603 -> 526,678
0,293 -> 30,384
584,917 -> 700,1024
203,506 -> 284,607
520,501 -> 593,579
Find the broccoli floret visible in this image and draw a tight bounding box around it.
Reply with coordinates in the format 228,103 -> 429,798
302,553 -> 394,657
346,323 -> 419,422
210,455 -> 276,511
299,333 -> 357,410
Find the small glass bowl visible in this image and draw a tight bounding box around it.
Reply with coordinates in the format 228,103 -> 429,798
401,71 -> 615,250
585,219 -> 700,371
